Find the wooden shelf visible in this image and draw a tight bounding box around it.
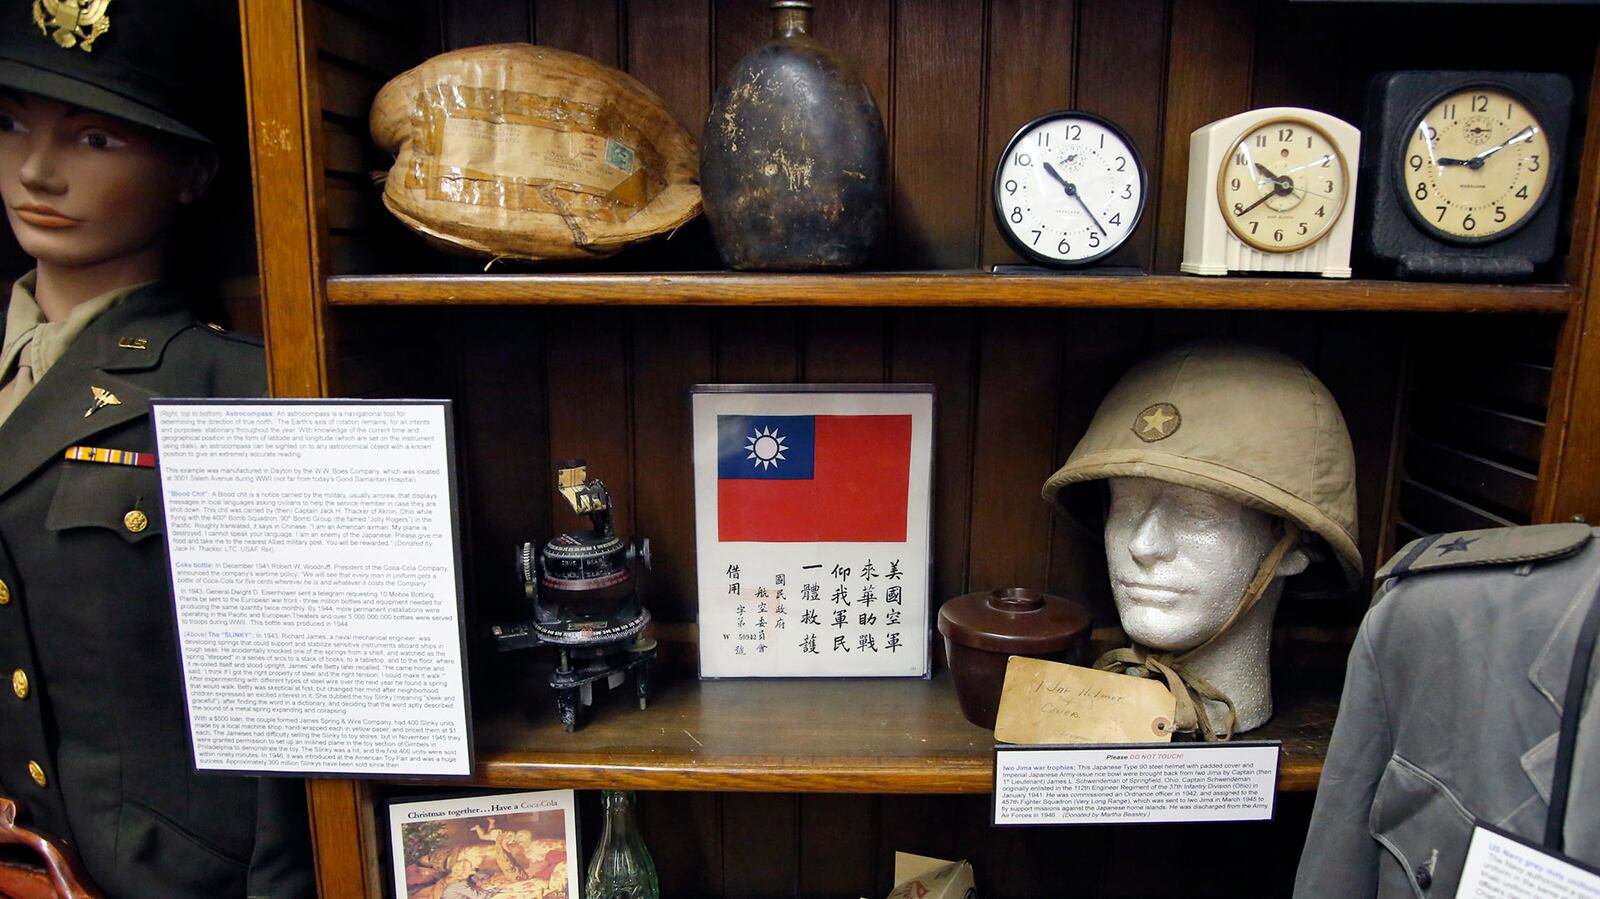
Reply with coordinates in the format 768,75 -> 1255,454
326,271 -> 1573,313
463,668 -> 1336,794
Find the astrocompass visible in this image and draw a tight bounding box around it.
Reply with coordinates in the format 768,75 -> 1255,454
491,460 -> 656,731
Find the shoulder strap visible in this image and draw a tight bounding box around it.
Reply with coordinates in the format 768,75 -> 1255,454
1377,523 -> 1592,582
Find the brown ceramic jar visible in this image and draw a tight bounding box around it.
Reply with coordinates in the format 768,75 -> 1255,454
937,587 -> 1092,730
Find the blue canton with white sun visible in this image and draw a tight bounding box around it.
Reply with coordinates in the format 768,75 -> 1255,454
716,415 -> 816,480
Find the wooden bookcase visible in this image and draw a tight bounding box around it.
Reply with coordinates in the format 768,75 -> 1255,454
235,0 -> 1600,895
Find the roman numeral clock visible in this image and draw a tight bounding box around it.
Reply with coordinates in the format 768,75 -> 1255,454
1181,107 -> 1361,278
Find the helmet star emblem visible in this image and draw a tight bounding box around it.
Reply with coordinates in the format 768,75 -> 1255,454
1133,403 -> 1181,442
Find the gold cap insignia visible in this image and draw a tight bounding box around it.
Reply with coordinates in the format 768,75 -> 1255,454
1133,402 -> 1181,442
32,0 -> 112,53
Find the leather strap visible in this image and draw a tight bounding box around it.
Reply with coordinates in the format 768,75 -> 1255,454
0,859 -> 58,899
1094,646 -> 1238,740
0,798 -> 101,899
1094,521 -> 1301,742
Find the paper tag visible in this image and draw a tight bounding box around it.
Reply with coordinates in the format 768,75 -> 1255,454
887,853 -> 975,899
992,743 -> 1280,825
993,656 -> 1176,745
439,117 -> 636,193
1458,824 -> 1600,898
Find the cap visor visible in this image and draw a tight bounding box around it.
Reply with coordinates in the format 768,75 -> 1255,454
0,58 -> 209,144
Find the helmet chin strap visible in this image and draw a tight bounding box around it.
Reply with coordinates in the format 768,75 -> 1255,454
1094,520 -> 1302,742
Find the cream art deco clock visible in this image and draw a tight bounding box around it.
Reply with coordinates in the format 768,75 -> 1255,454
1181,107 -> 1361,278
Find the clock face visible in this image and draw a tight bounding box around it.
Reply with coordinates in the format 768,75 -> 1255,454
992,112 -> 1146,267
1400,86 -> 1553,242
1216,118 -> 1349,253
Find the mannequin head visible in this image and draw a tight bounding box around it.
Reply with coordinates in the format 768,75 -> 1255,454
1105,477 -> 1309,652
0,89 -> 215,314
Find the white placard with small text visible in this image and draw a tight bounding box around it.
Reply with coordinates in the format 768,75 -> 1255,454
153,399 -> 470,777
992,743 -> 1280,825
1458,824 -> 1600,899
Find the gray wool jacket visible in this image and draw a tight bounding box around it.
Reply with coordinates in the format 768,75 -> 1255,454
1295,523 -> 1600,899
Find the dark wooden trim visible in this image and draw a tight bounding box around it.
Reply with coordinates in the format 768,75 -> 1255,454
1537,35 -> 1600,523
240,0 -> 331,398
325,272 -> 1574,313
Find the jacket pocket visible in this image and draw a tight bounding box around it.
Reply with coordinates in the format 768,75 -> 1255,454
1369,754 -> 1477,898
45,461 -> 164,543
116,796 -> 249,898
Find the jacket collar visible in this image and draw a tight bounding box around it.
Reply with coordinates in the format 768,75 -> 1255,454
1520,551 -> 1600,804
1529,556 -> 1600,715
0,282 -> 192,499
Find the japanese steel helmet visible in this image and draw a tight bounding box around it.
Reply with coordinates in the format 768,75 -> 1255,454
1041,340 -> 1361,595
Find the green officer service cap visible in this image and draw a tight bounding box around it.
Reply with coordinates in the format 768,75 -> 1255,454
0,1 -> 236,144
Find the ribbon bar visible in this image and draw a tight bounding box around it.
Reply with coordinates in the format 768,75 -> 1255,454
63,446 -> 156,468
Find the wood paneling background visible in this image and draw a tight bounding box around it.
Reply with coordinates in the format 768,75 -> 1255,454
318,0 -> 1597,276
301,1 -> 1597,896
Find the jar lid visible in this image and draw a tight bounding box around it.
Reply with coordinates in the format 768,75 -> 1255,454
937,587 -> 1091,655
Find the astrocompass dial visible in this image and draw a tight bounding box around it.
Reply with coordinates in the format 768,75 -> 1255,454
993,111 -> 1147,267
744,426 -> 788,470
1402,87 -> 1552,241
1219,118 -> 1348,254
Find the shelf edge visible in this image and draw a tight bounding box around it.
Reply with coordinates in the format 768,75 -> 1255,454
324,273 -> 1575,314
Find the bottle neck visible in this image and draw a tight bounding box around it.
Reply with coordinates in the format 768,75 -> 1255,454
603,790 -> 637,829
773,6 -> 811,38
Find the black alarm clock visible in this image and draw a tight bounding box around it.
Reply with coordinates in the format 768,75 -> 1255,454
992,111 -> 1148,268
1362,71 -> 1571,281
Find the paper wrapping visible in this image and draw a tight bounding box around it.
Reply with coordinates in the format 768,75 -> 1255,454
370,44 -> 701,261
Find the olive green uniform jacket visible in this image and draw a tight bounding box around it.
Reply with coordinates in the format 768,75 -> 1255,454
1295,524 -> 1600,898
0,283 -> 314,898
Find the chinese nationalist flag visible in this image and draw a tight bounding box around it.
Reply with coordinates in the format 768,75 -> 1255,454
717,414 -> 912,542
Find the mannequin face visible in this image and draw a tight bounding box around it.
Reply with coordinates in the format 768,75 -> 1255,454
0,89 -> 212,273
1105,478 -> 1305,652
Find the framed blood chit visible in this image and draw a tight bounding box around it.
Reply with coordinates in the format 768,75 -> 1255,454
692,385 -> 935,678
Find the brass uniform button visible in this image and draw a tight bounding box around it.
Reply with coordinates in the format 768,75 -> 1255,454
28,761 -> 45,788
124,510 -> 149,533
205,322 -> 226,333
11,669 -> 27,700
0,578 -> 9,605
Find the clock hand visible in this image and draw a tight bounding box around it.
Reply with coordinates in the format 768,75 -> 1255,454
1043,161 -> 1108,235
1468,126 -> 1536,167
1284,154 -> 1334,175
1252,161 -> 1299,194
1073,191 -> 1109,236
1234,191 -> 1277,217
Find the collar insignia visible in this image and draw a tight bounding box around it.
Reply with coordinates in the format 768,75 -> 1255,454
33,0 -> 112,53
84,385 -> 121,418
